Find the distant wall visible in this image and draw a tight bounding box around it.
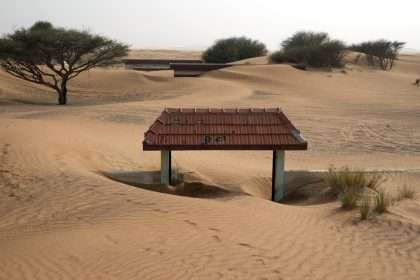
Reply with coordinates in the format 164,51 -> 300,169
122,59 -> 203,71
170,63 -> 232,77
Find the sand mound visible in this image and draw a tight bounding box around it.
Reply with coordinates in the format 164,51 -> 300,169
1,49 -> 420,279
231,55 -> 270,65
103,170 -> 234,199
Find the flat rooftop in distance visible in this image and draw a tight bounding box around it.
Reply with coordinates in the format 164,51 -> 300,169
143,108 -> 307,150
170,63 -> 232,77
121,59 -> 233,77
122,59 -> 203,71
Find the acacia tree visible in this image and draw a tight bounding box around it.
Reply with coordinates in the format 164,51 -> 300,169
350,40 -> 405,70
0,21 -> 129,105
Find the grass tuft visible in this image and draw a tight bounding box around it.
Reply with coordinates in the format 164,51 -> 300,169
396,185 -> 416,201
374,189 -> 391,214
325,166 -> 385,209
339,188 -> 360,209
359,195 -> 371,220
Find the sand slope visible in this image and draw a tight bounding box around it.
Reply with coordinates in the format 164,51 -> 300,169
1,51 -> 420,279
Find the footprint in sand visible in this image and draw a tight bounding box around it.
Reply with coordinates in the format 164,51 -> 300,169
152,208 -> 169,213
2,144 -> 10,156
237,242 -> 255,249
104,234 -> 119,245
212,235 -> 222,242
184,219 -> 198,227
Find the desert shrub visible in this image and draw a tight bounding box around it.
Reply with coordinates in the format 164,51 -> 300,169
325,167 -> 383,195
374,189 -> 391,213
269,50 -> 288,63
270,31 -> 346,68
349,40 -> 405,70
325,166 -> 348,196
359,195 -> 372,220
325,166 -> 384,209
396,185 -> 416,201
202,37 -> 267,63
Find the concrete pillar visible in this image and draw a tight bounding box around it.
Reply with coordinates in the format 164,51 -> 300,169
272,150 -> 285,202
160,150 -> 171,185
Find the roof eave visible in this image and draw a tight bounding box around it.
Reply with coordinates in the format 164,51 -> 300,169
142,143 -> 307,151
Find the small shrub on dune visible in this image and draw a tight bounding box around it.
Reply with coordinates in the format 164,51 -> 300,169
202,36 -> 267,63
325,166 -> 384,209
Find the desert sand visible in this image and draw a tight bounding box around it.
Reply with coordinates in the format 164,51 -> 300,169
1,50 -> 420,279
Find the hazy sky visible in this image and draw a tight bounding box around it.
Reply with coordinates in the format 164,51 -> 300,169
1,0 -> 419,51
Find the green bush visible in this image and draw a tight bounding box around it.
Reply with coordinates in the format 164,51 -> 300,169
269,31 -> 346,68
202,36 -> 267,63
269,50 -> 288,63
349,40 -> 405,70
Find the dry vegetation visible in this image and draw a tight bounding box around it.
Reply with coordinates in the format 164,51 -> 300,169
325,166 -> 418,220
325,166 -> 383,209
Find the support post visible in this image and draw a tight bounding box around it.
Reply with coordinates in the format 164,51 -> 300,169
160,150 -> 171,185
272,150 -> 285,202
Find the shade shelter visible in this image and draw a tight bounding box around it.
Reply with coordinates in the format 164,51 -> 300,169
142,108 -> 307,202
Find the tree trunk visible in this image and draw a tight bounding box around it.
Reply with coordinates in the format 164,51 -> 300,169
57,83 -> 67,105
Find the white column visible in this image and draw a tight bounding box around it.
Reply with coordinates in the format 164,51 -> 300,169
160,150 -> 170,185
274,150 -> 285,202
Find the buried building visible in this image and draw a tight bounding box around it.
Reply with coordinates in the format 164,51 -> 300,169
142,108 -> 307,202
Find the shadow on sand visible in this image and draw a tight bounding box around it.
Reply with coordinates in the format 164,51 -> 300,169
101,170 -> 239,200
101,169 -> 336,205
281,170 -> 336,205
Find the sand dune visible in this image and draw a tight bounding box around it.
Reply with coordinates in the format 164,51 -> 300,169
1,50 -> 420,279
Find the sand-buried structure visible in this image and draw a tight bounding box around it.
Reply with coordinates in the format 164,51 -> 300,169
122,59 -> 203,71
122,58 -> 233,77
143,108 -> 307,202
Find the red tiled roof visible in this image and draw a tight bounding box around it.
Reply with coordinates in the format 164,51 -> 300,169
143,108 -> 307,151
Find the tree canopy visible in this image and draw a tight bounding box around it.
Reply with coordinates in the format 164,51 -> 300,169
202,37 -> 267,63
270,31 -> 346,68
350,40 -> 405,70
0,21 -> 129,104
